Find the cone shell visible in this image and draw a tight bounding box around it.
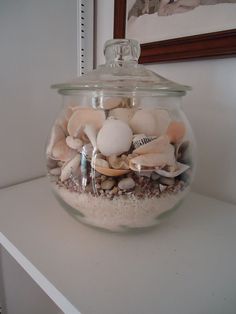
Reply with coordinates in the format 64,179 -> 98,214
67,108 -> 105,137
133,135 -> 171,155
166,121 -> 186,143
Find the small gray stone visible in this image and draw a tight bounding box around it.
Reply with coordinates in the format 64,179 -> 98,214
101,179 -> 115,190
118,178 -> 135,190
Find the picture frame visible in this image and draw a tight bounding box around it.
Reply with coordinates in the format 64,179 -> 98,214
113,0 -> 236,63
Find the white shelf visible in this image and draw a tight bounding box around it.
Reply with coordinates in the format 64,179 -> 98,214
1,177 -> 236,314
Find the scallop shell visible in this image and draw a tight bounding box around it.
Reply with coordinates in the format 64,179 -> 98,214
129,148 -> 176,171
156,162 -> 189,178
133,135 -> 171,155
97,119 -> 133,156
51,139 -> 77,161
67,108 -> 105,137
166,121 -> 186,144
60,154 -> 81,182
109,108 -> 137,124
46,125 -> 65,157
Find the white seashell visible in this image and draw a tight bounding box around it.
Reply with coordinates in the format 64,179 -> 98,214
93,158 -> 109,169
129,110 -> 157,136
159,184 -> 167,192
129,147 -> 176,171
118,178 -> 135,190
49,167 -> 61,176
101,179 -> 116,190
133,135 -> 171,155
83,124 -> 97,148
66,136 -> 83,150
51,139 -> 77,161
156,162 -> 189,178
60,154 -> 81,182
109,108 -> 136,124
67,108 -> 105,137
46,125 -> 65,157
97,119 -> 133,156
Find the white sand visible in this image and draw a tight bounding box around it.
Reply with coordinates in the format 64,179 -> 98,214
53,184 -> 189,231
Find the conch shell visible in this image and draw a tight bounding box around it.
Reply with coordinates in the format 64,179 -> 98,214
129,147 -> 176,172
67,108 -> 105,137
133,135 -> 171,155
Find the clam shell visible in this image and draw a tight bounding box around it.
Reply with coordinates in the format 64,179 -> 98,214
129,110 -> 157,136
166,121 -> 186,144
51,139 -> 77,161
67,108 -> 105,137
46,125 -> 65,157
97,119 -> 133,157
156,162 -> 189,178
109,108 -> 137,124
129,148 -> 176,171
60,154 -> 81,182
133,135 -> 171,155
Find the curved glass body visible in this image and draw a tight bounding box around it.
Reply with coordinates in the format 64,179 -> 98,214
46,40 -> 196,232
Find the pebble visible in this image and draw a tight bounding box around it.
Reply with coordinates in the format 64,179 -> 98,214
118,178 -> 135,190
159,177 -> 175,186
49,167 -> 61,176
111,186 -> 118,195
151,172 -> 160,181
101,179 -> 115,190
100,175 -> 107,182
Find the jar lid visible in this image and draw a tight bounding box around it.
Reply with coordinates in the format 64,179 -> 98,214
52,39 -> 191,96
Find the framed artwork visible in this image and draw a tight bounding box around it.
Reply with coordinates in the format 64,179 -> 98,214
114,0 -> 236,63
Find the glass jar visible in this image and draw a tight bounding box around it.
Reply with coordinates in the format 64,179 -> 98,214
46,39 -> 196,232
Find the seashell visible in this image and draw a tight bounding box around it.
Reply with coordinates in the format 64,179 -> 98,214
166,121 -> 186,144
97,119 -> 133,156
153,109 -> 171,135
109,108 -> 136,124
94,166 -> 130,177
83,124 -> 97,148
132,134 -> 157,150
133,135 -> 171,155
129,148 -> 176,172
156,162 -> 189,178
66,136 -> 83,150
103,97 -> 123,110
46,125 -> 65,157
101,179 -> 116,190
93,158 -> 109,168
107,154 -> 130,170
118,178 -> 135,190
60,154 -> 81,182
51,139 -> 77,161
129,110 -> 157,136
49,167 -> 61,176
67,108 -> 105,137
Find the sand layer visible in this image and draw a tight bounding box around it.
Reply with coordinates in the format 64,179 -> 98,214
53,183 -> 189,231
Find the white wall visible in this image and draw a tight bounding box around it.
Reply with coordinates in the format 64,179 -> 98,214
0,0 -> 77,188
96,0 -> 236,205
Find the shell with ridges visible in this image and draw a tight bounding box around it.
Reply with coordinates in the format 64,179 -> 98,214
133,135 -> 171,155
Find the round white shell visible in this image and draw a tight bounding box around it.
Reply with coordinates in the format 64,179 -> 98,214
97,119 -> 133,156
